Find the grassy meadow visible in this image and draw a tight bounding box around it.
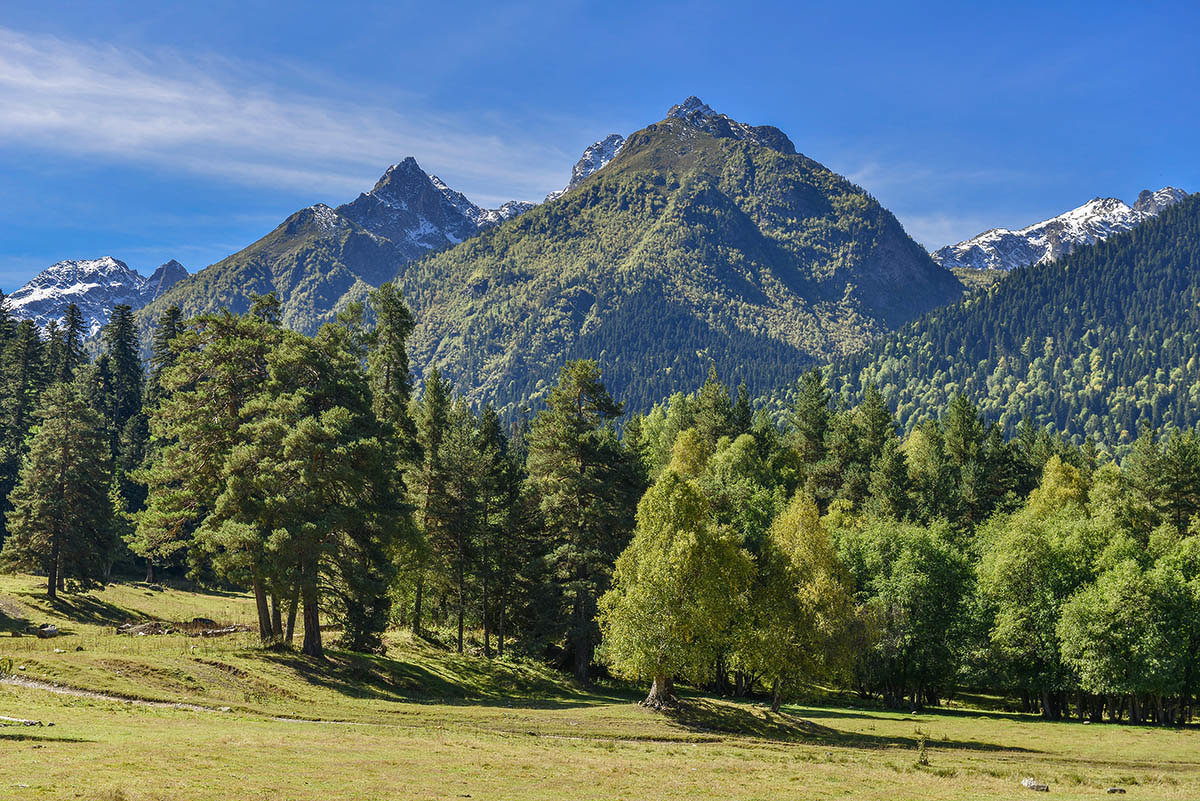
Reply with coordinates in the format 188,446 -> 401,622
1,573 -> 1198,800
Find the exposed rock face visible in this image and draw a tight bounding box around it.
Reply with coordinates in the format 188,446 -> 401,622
933,187 -> 1188,271
545,133 -> 627,201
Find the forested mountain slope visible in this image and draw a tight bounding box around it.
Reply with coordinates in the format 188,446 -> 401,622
400,99 -> 963,413
829,193 -> 1200,447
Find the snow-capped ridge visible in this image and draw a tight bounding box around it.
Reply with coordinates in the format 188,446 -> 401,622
933,187 -> 1190,272
7,256 -> 189,336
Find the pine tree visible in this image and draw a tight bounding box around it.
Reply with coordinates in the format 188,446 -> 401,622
790,368 -> 831,468
367,282 -> 418,459
407,366 -> 452,636
0,320 -> 46,548
0,379 -> 113,598
136,311 -> 281,638
526,360 -> 641,682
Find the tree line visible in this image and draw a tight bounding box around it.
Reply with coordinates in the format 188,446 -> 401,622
3,291 -> 1200,724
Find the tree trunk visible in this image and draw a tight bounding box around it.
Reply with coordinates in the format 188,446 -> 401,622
252,574 -> 272,642
412,568 -> 425,637
572,588 -> 591,683
643,674 -> 677,709
497,603 -> 505,658
482,568 -> 491,659
145,561 -> 155,583
285,583 -> 299,644
456,550 -> 464,654
270,593 -> 283,639
301,580 -> 323,658
47,535 -> 60,600
770,677 -> 783,714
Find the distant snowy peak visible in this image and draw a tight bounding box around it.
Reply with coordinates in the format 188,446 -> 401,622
665,96 -> 796,155
933,187 -> 1189,272
7,256 -> 188,335
545,133 -> 627,202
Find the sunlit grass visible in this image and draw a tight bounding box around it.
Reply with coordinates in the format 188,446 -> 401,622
2,573 -> 1199,800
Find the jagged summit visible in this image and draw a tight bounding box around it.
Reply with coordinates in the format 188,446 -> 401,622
545,133 -> 627,202
665,96 -> 796,154
1133,186 -> 1187,216
8,256 -> 188,335
933,187 -> 1190,272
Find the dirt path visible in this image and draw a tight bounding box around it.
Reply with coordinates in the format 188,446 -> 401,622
0,675 -> 227,713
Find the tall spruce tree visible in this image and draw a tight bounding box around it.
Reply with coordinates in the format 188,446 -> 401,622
525,360 -> 641,682
407,366 -> 452,636
0,379 -> 113,598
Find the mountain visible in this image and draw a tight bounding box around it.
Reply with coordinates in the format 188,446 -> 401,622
545,133 -> 626,201
139,160 -> 535,333
7,256 -> 188,335
933,187 -> 1187,272
829,192 -> 1200,448
398,97 -> 964,414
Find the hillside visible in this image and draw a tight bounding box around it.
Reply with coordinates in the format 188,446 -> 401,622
400,99 -> 963,413
828,192 -> 1200,446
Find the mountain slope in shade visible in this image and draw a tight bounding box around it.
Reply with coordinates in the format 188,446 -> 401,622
8,256 -> 188,335
399,97 -> 963,414
138,160 -> 536,334
933,186 -> 1187,271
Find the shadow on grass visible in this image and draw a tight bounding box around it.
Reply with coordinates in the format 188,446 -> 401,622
797,703 -> 1047,726
258,648 -> 637,711
665,698 -> 1040,752
41,594 -> 149,627
0,732 -> 94,743
0,606 -> 31,634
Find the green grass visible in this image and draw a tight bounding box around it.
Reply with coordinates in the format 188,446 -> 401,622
2,573 -> 1199,799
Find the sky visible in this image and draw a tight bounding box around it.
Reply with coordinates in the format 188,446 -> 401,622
0,0 -> 1197,289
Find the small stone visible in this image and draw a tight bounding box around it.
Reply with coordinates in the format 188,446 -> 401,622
1107,789 -> 1126,795
53,648 -> 65,653
1021,777 -> 1050,792
17,665 -> 25,671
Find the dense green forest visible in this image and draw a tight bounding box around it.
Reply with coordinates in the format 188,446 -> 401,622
4,291 -> 1200,726
829,194 -> 1200,448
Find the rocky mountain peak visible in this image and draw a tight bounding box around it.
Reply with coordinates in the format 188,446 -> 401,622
545,133 -> 627,202
665,96 -> 796,155
1133,186 -> 1188,216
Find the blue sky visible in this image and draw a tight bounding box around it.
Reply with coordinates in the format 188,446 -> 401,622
1,0 -> 1197,289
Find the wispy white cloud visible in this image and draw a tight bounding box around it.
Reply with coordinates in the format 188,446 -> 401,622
0,26 -> 570,205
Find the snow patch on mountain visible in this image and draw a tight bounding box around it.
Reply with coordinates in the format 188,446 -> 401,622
7,256 -> 189,335
545,133 -> 627,202
933,187 -> 1189,271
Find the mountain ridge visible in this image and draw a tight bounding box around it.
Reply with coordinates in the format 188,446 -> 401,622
933,186 -> 1187,272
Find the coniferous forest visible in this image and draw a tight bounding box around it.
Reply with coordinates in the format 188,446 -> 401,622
5,276 -> 1200,727
830,194 -> 1200,448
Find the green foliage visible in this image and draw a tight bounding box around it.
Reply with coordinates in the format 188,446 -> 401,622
830,194 -> 1200,449
0,378 -> 114,596
599,464 -> 753,690
525,360 -> 642,681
